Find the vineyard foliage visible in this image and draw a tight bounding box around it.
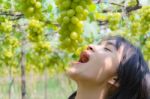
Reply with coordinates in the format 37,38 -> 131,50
0,0 -> 149,75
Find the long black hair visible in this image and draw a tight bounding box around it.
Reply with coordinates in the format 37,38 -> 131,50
105,36 -> 150,99
68,36 -> 150,99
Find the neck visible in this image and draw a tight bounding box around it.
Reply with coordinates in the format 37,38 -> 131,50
75,81 -> 109,99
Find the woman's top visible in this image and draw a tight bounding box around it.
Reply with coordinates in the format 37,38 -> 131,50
68,91 -> 77,99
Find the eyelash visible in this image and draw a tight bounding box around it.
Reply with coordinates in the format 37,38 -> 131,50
104,48 -> 111,52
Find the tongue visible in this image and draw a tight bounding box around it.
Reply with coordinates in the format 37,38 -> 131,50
79,51 -> 89,63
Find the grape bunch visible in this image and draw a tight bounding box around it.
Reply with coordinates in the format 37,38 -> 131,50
143,38 -> 150,61
27,19 -> 44,42
4,36 -> 20,48
16,0 -> 43,19
27,19 -> 51,55
0,47 -> 15,65
0,20 -> 13,34
107,12 -> 121,30
3,49 -> 13,59
33,41 -> 51,55
55,0 -> 92,52
138,6 -> 150,61
127,0 -> 137,7
138,6 -> 150,34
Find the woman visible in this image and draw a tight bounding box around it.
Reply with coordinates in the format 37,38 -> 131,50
66,36 -> 150,99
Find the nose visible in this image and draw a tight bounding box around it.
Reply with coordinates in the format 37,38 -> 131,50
87,45 -> 95,52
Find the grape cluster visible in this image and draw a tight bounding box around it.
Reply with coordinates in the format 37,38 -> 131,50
127,0 -> 137,7
107,12 -> 121,30
129,6 -> 150,35
33,41 -> 51,55
4,36 -> 20,48
16,0 -> 43,19
129,6 -> 150,58
130,22 -> 140,34
143,38 -> 150,61
138,6 -> 150,34
27,19 -> 44,42
95,12 -> 107,21
27,19 -> 51,55
55,0 -> 92,52
0,47 -> 15,65
138,6 -> 150,60
3,49 -> 13,59
0,20 -> 13,33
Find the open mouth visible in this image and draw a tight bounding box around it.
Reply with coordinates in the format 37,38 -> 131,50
78,50 -> 90,63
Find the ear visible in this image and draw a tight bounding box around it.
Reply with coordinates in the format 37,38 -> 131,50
108,76 -> 119,88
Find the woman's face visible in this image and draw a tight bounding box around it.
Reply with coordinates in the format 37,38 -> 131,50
66,40 -> 124,85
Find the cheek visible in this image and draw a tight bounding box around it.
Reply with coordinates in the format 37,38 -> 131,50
94,55 -> 118,82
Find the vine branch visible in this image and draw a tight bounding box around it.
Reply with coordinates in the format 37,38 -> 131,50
96,0 -> 142,25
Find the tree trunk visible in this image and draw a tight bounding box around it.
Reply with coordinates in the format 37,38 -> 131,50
44,69 -> 48,99
8,66 -> 14,99
21,40 -> 26,99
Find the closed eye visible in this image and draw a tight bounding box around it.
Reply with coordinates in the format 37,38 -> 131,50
104,48 -> 112,52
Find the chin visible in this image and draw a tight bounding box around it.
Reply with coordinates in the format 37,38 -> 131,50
65,68 -> 79,82
66,65 -> 78,76
66,63 -> 90,82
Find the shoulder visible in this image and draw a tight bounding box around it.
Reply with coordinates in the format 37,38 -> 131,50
68,91 -> 77,99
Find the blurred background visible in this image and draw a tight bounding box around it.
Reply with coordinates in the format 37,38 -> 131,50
0,0 -> 150,99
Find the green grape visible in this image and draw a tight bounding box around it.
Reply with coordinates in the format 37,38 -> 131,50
57,16 -> 63,23
35,1 -> 41,9
80,1 -> 87,8
75,5 -> 83,13
71,16 -> 79,24
75,45 -> 88,55
63,16 -> 70,24
30,0 -> 36,4
83,9 -> 89,16
67,9 -> 75,17
76,13 -> 84,20
71,2 -> 78,9
27,7 -> 34,13
60,11 -> 67,17
62,0 -> 71,9
70,32 -> 78,40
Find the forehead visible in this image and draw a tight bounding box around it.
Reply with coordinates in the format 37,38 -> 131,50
100,40 -> 117,49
